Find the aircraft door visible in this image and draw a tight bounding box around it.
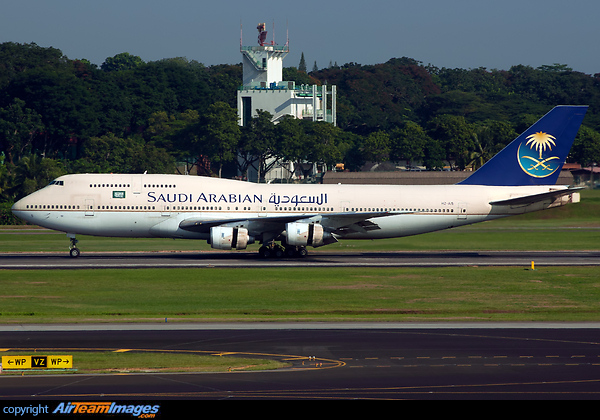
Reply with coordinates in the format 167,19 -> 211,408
85,199 -> 94,216
458,202 -> 467,219
132,176 -> 142,194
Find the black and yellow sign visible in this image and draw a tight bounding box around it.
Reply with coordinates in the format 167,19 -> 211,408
2,355 -> 73,369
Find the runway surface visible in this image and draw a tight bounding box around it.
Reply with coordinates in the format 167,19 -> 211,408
1,323 -> 600,401
1,250 -> 600,269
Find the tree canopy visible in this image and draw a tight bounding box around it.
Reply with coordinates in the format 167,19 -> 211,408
1,41 -> 600,209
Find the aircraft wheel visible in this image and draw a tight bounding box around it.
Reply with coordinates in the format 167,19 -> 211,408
285,246 -> 297,258
259,246 -> 271,258
298,247 -> 308,258
69,247 -> 80,258
259,244 -> 286,259
274,247 -> 284,258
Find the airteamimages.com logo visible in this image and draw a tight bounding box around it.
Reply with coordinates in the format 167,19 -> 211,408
3,402 -> 161,418
53,402 -> 160,417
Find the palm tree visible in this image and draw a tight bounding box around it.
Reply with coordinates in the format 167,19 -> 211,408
467,133 -> 493,171
15,155 -> 65,197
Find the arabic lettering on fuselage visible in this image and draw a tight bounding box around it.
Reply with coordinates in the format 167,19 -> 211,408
146,191 -> 328,207
268,193 -> 328,207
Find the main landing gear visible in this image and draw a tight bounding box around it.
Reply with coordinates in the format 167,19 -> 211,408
68,234 -> 80,258
258,243 -> 308,258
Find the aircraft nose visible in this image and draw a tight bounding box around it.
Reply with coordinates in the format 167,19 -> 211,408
11,197 -> 28,221
12,198 -> 25,212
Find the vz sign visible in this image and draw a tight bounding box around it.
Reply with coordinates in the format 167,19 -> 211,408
32,356 -> 47,368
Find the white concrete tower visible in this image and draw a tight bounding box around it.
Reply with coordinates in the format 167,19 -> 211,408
237,22 -> 336,128
240,22 -> 288,88
237,22 -> 337,182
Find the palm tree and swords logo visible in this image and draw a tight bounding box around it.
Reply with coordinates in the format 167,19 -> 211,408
517,131 -> 560,178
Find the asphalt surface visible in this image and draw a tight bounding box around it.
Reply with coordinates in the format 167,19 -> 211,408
1,324 -> 600,400
2,250 -> 599,403
1,250 -> 600,269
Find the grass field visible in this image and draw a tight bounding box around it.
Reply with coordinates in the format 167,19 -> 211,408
0,189 -> 599,324
2,222 -> 600,253
1,266 -> 599,323
0,351 -> 288,375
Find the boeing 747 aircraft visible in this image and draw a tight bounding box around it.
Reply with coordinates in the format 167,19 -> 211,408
11,105 -> 588,258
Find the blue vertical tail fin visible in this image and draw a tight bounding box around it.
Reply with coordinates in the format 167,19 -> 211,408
459,105 -> 588,186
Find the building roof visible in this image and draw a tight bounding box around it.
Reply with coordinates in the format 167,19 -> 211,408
322,170 -> 574,185
571,166 -> 600,174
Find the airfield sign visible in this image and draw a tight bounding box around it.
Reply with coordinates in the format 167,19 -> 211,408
1,355 -> 73,370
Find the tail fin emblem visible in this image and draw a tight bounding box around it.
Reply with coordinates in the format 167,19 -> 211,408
518,131 -> 560,178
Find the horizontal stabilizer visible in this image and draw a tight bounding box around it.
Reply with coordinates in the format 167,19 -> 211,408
489,187 -> 583,206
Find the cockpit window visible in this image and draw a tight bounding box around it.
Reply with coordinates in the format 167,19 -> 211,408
48,180 -> 64,186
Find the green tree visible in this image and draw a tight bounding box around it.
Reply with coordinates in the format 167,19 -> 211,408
14,155 -> 66,198
299,53 -> 307,73
300,120 -> 344,167
343,135 -> 366,171
314,57 -> 441,133
427,114 -> 474,170
537,63 -> 572,73
239,110 -> 277,181
0,156 -> 15,202
274,115 -> 303,154
146,109 -> 200,152
571,126 -> 600,167
389,121 -> 430,166
101,52 -> 145,72
6,67 -> 101,156
468,121 -> 517,170
0,42 -> 66,90
422,138 -> 445,170
73,133 -> 174,174
282,67 -> 313,86
196,102 -> 240,177
272,115 -> 304,179
362,131 -> 390,164
0,98 -> 45,164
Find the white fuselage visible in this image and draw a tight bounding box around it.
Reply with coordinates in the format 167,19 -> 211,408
11,173 -> 575,242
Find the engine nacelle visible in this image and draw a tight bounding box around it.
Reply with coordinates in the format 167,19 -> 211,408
210,226 -> 250,250
286,222 -> 324,247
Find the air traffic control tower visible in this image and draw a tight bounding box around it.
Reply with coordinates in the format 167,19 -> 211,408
237,23 -> 336,127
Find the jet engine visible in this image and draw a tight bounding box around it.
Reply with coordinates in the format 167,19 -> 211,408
285,222 -> 324,247
210,226 -> 250,250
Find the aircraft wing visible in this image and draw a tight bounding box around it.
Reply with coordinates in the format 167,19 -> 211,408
179,214 -> 316,234
318,211 -> 409,234
179,211 -> 409,236
489,187 -> 583,206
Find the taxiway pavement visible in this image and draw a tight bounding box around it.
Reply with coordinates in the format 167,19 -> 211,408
1,324 -> 600,400
1,250 -> 599,269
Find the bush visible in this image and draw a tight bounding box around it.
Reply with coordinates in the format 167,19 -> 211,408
0,202 -> 25,225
